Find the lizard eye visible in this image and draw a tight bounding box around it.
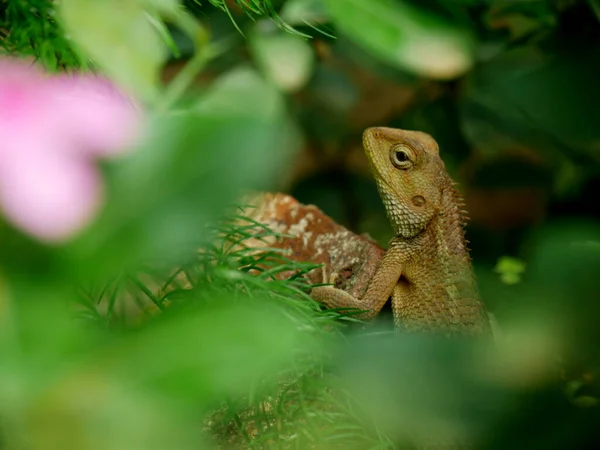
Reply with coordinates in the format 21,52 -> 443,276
390,145 -> 413,169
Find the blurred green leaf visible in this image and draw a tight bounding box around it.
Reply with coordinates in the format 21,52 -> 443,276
249,23 -> 316,93
334,332 -> 506,448
22,375 -> 203,450
494,256 -> 526,285
280,0 -> 330,26
461,44 -> 600,161
109,297 -> 321,402
527,223 -> 600,343
323,0 -> 475,79
567,379 -> 600,407
58,0 -> 178,102
303,64 -> 359,118
588,0 -> 600,22
483,0 -> 558,39
0,268 -> 324,450
63,67 -> 301,278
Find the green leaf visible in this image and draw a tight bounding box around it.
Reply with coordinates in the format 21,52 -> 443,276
63,67 -> 301,278
588,0 -> 600,23
460,45 -> 600,162
322,0 -> 475,79
58,0 -> 177,102
494,256 -> 526,285
280,0 -> 330,26
249,23 -> 316,93
334,332 -> 501,445
110,297 -> 320,401
0,292 -> 321,450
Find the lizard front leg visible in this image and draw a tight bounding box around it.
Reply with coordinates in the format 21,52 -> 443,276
311,245 -> 405,320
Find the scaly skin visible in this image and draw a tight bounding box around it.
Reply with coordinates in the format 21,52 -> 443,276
311,127 -> 490,335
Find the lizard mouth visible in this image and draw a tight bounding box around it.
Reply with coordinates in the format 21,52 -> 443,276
362,129 -> 388,181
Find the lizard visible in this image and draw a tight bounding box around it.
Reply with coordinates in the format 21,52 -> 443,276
310,127 -> 491,335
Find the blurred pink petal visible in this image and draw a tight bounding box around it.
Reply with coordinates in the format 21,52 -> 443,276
0,60 -> 49,135
50,74 -> 142,156
0,57 -> 43,83
0,57 -> 142,242
0,146 -> 103,243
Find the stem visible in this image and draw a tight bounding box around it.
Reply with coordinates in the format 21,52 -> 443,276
154,36 -> 234,113
155,46 -> 211,113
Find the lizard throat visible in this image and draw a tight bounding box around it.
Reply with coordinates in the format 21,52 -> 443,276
377,184 -> 431,238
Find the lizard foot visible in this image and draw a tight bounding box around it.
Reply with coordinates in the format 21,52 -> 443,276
311,265 -> 375,320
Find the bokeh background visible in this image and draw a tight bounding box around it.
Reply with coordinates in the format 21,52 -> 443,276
1,0 -> 599,449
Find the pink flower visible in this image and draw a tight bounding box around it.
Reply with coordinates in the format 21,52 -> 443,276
0,58 -> 142,243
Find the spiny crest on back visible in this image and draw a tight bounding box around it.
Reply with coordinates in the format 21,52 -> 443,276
447,179 -> 471,228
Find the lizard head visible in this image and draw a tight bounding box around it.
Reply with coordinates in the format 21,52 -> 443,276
363,127 -> 449,238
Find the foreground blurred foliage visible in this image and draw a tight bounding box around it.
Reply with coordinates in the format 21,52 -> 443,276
1,0 -> 600,449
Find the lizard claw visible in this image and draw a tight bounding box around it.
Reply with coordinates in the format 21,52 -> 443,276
328,271 -> 340,286
320,264 -> 340,286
